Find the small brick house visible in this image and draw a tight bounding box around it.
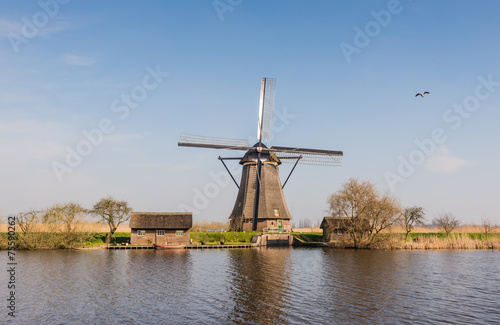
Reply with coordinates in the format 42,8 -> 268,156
320,217 -> 350,242
129,212 -> 192,245
320,217 -> 371,242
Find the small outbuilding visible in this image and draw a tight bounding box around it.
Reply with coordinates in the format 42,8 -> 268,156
129,212 -> 192,245
320,217 -> 350,242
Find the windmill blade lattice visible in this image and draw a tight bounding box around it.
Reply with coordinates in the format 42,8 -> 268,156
258,78 -> 276,143
178,133 -> 251,151
271,146 -> 343,166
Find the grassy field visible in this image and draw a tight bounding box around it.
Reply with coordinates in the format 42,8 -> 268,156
75,231 -> 258,246
86,233 -> 131,245
292,233 -> 323,242
189,231 -> 259,244
82,231 -> 500,249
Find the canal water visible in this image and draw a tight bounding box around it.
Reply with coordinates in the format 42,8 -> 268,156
2,248 -> 499,324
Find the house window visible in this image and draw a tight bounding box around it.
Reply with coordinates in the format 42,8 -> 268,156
271,221 -> 275,226
137,230 -> 146,236
157,230 -> 165,236
175,230 -> 184,236
274,208 -> 280,217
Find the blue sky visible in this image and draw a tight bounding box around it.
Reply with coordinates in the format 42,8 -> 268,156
1,0 -> 499,225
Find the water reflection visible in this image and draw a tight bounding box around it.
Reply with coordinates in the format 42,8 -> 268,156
5,249 -> 500,324
226,248 -> 293,324
319,250 -> 409,324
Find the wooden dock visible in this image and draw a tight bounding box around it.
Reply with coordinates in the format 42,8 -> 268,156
186,244 -> 258,249
107,245 -> 153,250
106,244 -> 258,250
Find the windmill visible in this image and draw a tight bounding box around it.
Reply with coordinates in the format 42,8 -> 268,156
178,78 -> 343,232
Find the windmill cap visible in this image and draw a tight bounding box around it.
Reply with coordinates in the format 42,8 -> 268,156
240,144 -> 281,165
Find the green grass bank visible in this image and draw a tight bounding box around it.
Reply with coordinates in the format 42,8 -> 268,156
2,231 -> 500,249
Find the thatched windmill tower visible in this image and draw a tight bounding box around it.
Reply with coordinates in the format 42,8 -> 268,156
179,78 -> 342,232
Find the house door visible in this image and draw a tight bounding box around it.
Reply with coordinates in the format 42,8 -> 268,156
278,220 -> 282,232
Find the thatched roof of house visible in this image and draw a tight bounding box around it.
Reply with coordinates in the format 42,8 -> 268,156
320,216 -> 370,231
320,217 -> 347,229
129,212 -> 192,229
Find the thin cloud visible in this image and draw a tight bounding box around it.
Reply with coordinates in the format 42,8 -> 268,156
0,17 -> 72,40
0,119 -> 72,166
424,145 -> 467,173
132,163 -> 168,168
0,19 -> 23,38
35,21 -> 72,37
0,92 -> 47,105
61,53 -> 96,66
105,132 -> 150,143
0,120 -> 71,137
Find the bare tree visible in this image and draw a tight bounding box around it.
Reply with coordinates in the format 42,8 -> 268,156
18,209 -> 41,234
328,178 -> 401,247
17,208 -> 64,249
399,206 -> 426,241
16,209 -> 41,249
481,218 -> 498,239
44,202 -> 87,246
92,197 -> 133,244
433,212 -> 460,236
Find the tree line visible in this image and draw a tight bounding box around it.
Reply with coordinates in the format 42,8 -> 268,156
328,178 -> 498,248
4,180 -> 498,250
11,197 -> 132,249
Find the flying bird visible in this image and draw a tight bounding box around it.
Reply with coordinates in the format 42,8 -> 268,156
415,91 -> 430,97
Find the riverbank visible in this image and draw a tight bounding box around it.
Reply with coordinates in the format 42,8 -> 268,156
389,233 -> 500,250
2,230 -> 500,250
320,233 -> 500,250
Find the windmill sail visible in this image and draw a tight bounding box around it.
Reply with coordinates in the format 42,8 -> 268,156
257,77 -> 276,143
178,133 -> 251,150
271,146 -> 343,166
274,151 -> 343,166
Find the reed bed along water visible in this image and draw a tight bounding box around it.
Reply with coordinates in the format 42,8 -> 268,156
399,235 -> 500,250
384,225 -> 492,234
367,232 -> 500,250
